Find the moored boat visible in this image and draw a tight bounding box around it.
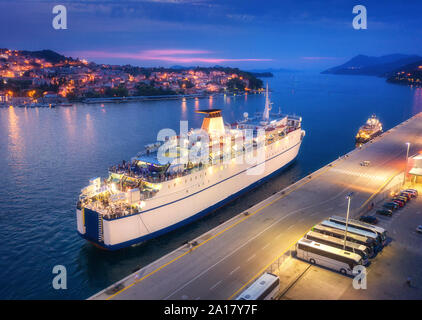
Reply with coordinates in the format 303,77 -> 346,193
355,115 -> 382,145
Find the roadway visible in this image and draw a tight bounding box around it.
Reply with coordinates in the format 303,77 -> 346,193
91,112 -> 422,300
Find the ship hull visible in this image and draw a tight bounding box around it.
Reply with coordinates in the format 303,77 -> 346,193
77,129 -> 304,250
355,129 -> 382,144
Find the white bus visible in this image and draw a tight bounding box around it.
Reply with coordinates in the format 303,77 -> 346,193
305,231 -> 370,265
328,216 -> 387,246
296,238 -> 362,275
321,220 -> 382,252
312,224 -> 376,256
236,272 -> 280,300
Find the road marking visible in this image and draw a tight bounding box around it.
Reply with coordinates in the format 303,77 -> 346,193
262,243 -> 271,250
247,254 -> 256,262
210,280 -> 222,291
230,266 -> 240,275
358,170 -> 402,211
287,224 -> 295,230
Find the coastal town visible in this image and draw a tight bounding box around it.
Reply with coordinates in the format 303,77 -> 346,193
0,49 -> 265,107
388,66 -> 422,87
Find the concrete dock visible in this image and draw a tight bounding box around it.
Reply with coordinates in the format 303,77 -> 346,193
91,112 -> 422,300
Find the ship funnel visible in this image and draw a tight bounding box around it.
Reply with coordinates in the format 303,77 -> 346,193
196,109 -> 225,135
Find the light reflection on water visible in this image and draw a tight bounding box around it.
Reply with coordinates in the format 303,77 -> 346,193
0,72 -> 417,299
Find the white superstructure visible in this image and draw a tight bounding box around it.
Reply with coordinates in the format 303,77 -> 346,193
76,89 -> 305,250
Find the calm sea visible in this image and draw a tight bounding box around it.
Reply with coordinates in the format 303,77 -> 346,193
0,72 -> 420,299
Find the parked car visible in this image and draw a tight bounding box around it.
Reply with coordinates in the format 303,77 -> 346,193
359,215 -> 378,224
401,191 -> 415,199
360,160 -> 370,166
404,189 -> 418,197
416,225 -> 422,234
377,209 -> 393,216
392,199 -> 405,207
395,195 -> 409,203
399,193 -> 411,201
383,202 -> 398,211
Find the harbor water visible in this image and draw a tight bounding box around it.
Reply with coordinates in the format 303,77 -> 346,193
0,72 -> 421,299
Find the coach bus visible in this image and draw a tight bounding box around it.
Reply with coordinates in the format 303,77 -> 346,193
321,220 -> 382,252
296,238 -> 362,275
236,272 -> 280,300
312,224 -> 376,257
328,216 -> 387,246
305,231 -> 370,265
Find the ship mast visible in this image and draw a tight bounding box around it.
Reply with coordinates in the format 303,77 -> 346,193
263,83 -> 272,122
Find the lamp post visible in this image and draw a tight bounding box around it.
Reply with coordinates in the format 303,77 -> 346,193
403,142 -> 410,186
343,192 -> 354,250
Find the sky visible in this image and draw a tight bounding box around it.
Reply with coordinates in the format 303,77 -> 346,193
1,0 -> 422,70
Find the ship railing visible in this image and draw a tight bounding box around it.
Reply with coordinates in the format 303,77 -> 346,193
84,200 -> 139,220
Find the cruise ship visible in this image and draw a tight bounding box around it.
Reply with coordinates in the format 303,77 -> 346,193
76,86 -> 305,250
355,115 -> 383,145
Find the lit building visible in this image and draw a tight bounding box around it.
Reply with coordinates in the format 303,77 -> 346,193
408,154 -> 422,184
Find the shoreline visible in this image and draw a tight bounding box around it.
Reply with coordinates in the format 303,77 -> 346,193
0,90 -> 263,108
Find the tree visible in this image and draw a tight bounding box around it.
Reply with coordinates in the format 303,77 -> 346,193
227,78 -> 245,91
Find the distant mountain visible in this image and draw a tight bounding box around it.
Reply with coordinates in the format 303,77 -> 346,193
169,65 -> 188,70
169,64 -> 226,70
322,54 -> 422,77
248,68 -> 298,73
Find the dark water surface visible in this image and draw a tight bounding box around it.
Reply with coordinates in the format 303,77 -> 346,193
0,72 -> 421,299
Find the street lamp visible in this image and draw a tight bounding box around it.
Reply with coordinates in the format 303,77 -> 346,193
403,142 -> 410,186
343,192 -> 354,250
